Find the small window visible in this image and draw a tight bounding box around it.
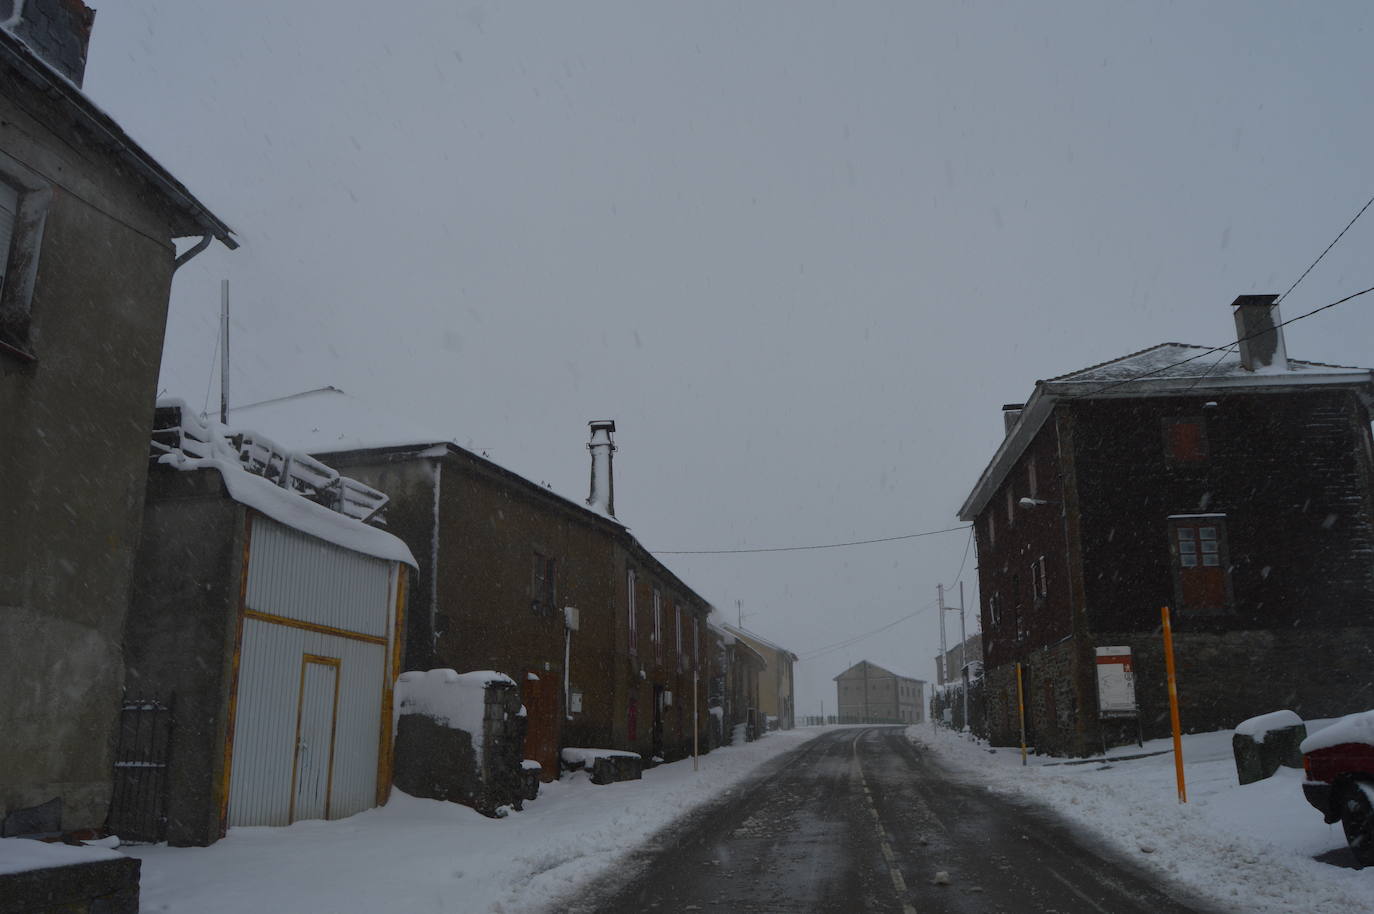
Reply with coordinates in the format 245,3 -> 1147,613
1164,417 -> 1208,464
1031,556 -> 1048,601
989,592 -> 1001,628
1027,456 -> 1038,498
0,169 -> 51,361
675,602 -> 683,670
1006,489 -> 1015,525
988,513 -> 996,549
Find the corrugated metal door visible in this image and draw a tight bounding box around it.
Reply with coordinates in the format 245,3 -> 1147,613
292,656 -> 340,821
226,515 -> 398,827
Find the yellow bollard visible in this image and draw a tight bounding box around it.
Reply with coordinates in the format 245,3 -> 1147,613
1161,606 -> 1187,803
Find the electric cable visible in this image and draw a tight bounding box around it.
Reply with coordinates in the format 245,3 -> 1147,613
652,524 -> 970,555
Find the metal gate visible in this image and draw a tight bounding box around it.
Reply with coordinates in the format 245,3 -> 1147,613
107,695 -> 175,843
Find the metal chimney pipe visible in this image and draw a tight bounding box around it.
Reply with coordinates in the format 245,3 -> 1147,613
587,420 -> 617,516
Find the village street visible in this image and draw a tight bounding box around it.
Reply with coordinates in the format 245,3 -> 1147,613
570,727 -> 1218,914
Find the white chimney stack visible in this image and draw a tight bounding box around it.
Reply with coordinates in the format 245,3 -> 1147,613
1232,294 -> 1288,373
587,420 -> 616,516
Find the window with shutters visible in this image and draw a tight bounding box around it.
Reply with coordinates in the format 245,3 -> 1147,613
0,167 -> 51,361
652,587 -> 663,663
1169,515 -> 1232,612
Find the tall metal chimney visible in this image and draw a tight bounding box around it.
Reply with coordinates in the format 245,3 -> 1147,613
587,420 -> 616,517
1232,294 -> 1288,373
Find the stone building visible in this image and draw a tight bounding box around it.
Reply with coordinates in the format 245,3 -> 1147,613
0,2 -> 234,837
834,661 -> 926,724
958,296 -> 1374,755
228,388 -> 715,774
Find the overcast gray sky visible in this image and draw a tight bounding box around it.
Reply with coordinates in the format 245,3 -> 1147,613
86,1 -> 1374,716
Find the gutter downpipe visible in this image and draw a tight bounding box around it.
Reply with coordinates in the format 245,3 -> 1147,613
172,233 -> 213,272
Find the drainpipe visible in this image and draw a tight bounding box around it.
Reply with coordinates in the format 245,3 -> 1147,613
172,233 -> 213,273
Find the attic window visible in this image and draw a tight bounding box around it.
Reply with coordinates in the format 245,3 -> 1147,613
1164,417 -> 1208,464
531,553 -> 556,615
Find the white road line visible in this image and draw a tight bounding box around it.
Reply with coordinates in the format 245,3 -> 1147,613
852,729 -> 916,914
1045,865 -> 1112,914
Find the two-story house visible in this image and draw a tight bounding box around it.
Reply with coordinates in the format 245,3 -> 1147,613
958,295 -> 1374,755
0,2 -> 234,838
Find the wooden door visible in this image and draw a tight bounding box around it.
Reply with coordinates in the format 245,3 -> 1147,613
522,675 -> 559,782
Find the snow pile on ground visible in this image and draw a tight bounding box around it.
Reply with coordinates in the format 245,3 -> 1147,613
394,669 -> 516,760
908,723 -> 1373,914
129,728 -> 827,914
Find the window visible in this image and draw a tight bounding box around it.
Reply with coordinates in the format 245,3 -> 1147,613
1012,573 -> 1024,640
1169,516 -> 1231,611
988,513 -> 996,549
1164,417 -> 1208,464
652,587 -> 663,663
531,552 -> 556,614
674,601 -> 683,670
988,592 -> 1001,628
1006,489 -> 1015,525
1031,556 -> 1048,601
627,569 -> 638,655
0,164 -> 51,361
1027,456 -> 1037,497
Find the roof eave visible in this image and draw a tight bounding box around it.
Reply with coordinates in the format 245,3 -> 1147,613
0,28 -> 236,249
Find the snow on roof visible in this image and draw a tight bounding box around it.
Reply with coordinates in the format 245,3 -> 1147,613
958,341 -> 1374,522
153,398 -> 417,568
722,624 -> 799,661
1046,342 -> 1367,388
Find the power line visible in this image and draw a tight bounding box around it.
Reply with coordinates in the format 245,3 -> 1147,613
652,524 -> 972,556
1278,193 -> 1374,304
943,525 -> 974,589
799,600 -> 939,661
1068,284 -> 1374,400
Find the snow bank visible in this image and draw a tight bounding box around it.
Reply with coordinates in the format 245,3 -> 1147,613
909,722 -> 1373,914
395,669 -> 516,761
0,838 -> 125,876
126,727 -> 830,913
1301,710 -> 1374,754
1235,709 -> 1303,743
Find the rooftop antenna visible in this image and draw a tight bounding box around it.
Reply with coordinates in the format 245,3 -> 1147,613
219,279 -> 230,424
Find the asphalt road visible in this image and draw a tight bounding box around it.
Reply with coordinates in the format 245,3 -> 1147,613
566,726 -> 1223,914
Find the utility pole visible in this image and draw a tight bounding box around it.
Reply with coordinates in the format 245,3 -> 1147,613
219,279 -> 230,424
959,580 -> 970,732
937,584 -> 947,725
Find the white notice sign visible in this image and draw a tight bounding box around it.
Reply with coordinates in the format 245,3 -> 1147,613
1095,646 -> 1137,718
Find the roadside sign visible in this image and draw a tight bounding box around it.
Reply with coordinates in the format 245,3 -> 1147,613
1095,646 -> 1137,718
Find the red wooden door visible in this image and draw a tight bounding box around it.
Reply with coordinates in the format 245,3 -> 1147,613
521,675 -> 559,782
1174,521 -> 1228,610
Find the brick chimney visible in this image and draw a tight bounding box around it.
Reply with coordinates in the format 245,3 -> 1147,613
1,0 -> 96,87
1232,294 -> 1288,373
586,420 -> 616,517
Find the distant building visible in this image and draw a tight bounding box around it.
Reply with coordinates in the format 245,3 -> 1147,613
958,296 -> 1374,755
0,2 -> 234,837
723,624 -> 798,730
834,661 -> 926,724
935,632 -> 983,687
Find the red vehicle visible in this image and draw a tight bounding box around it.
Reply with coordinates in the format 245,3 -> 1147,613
1302,711 -> 1374,866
